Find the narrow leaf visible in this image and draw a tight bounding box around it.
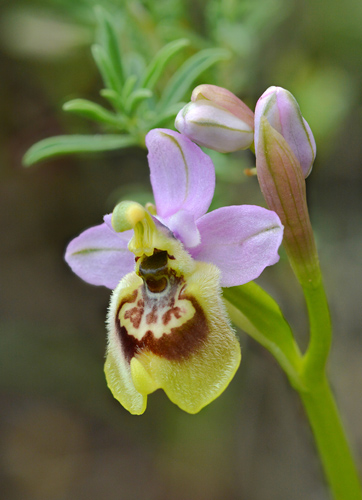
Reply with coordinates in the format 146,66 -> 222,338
100,89 -> 125,112
63,99 -> 127,129
158,48 -> 230,112
95,6 -> 124,88
120,75 -> 138,103
23,134 -> 139,166
141,39 -> 189,91
91,44 -> 123,95
127,88 -> 153,114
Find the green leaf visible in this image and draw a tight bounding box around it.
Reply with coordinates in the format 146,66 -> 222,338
100,89 -> 125,111
141,39 -> 190,91
23,134 -> 139,166
120,75 -> 138,104
95,6 -> 124,88
157,48 -> 230,112
63,99 -> 127,128
127,88 -> 153,114
223,282 -> 303,388
91,44 -> 123,95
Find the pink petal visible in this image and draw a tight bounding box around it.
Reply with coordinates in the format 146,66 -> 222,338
192,206 -> 284,287
191,84 -> 255,128
160,209 -> 201,248
146,129 -> 215,220
103,213 -> 113,230
65,222 -> 134,289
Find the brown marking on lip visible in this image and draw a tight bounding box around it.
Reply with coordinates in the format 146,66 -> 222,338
116,294 -> 208,363
124,306 -> 143,329
162,306 -> 182,325
122,296 -> 145,329
146,306 -> 158,325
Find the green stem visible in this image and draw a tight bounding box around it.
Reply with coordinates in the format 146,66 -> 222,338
252,102 -> 361,497
302,279 -> 332,382
300,376 -> 362,500
225,281 -> 362,499
299,276 -> 362,499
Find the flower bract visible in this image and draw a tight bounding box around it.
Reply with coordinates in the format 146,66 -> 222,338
65,129 -> 284,414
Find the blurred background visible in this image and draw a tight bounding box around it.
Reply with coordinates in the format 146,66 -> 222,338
1,0 -> 362,499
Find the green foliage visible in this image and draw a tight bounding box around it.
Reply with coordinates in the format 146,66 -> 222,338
23,134 -> 138,166
23,6 -> 229,166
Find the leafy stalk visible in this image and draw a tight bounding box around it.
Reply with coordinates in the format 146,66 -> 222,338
23,8 -> 226,167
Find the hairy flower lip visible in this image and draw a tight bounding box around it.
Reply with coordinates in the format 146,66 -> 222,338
105,258 -> 242,415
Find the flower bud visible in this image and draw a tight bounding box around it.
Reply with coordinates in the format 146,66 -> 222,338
256,116 -> 320,286
175,84 -> 254,153
255,86 -> 316,177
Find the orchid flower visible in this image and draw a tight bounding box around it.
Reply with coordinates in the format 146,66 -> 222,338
65,129 -> 284,415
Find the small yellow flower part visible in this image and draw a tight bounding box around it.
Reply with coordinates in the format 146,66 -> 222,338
105,201 -> 241,414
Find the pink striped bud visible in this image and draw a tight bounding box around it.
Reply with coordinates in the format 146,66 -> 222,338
175,85 -> 254,153
255,86 -> 316,177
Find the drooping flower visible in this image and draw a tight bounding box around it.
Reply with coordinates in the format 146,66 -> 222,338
175,84 -> 254,153
65,129 -> 284,414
